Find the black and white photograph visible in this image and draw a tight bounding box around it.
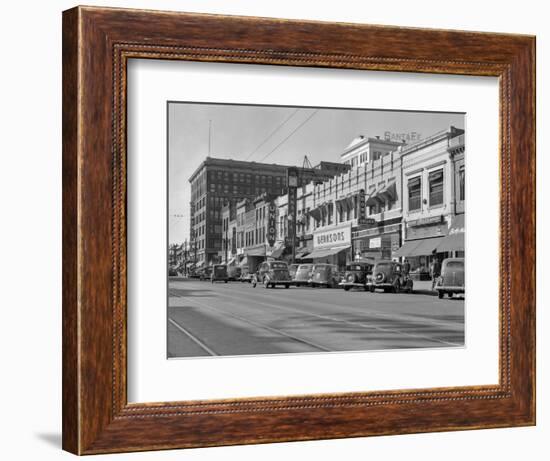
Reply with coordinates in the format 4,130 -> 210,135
167,102 -> 466,358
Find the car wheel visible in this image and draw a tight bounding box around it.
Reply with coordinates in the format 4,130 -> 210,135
285,284 -> 290,289
448,292 -> 453,298
344,286 -> 350,291
438,290 -> 444,299
369,286 -> 375,293
224,280 -> 228,283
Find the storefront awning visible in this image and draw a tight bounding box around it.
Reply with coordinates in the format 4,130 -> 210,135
394,237 -> 446,257
295,249 -> 311,260
435,232 -> 464,252
246,246 -> 266,257
269,247 -> 285,259
308,245 -> 350,259
393,240 -> 421,257
378,181 -> 397,201
408,237 -> 446,256
309,207 -> 321,221
365,187 -> 383,206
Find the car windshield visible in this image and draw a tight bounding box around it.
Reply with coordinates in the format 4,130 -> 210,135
375,263 -> 394,272
297,265 -> 312,271
314,265 -> 330,272
270,262 -> 287,269
346,265 -> 370,271
444,261 -> 464,270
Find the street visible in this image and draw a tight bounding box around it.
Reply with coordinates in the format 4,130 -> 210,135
168,279 -> 464,358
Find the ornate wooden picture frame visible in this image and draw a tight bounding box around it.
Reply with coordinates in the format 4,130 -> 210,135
62,6 -> 535,455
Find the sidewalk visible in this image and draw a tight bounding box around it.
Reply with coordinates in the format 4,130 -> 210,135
413,280 -> 437,296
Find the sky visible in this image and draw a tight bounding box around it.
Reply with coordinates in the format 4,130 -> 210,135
169,102 -> 464,244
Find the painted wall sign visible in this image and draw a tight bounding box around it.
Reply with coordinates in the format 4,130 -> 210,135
313,223 -> 352,249
369,237 -> 382,249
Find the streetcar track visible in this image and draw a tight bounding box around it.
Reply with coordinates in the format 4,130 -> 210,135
172,294 -> 332,352
177,287 -> 462,347
168,317 -> 219,356
216,283 -> 463,330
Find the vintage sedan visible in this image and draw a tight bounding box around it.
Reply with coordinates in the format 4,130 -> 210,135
368,260 -> 413,293
288,263 -> 300,280
252,261 -> 292,288
239,265 -> 254,283
293,264 -> 313,287
211,264 -> 229,283
227,264 -> 241,281
339,262 -> 373,291
199,266 -> 213,281
309,264 -> 341,288
435,258 -> 465,298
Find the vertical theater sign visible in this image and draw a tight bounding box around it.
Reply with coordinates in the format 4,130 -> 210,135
287,167 -> 298,262
267,201 -> 277,247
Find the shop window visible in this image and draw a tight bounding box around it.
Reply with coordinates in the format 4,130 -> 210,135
459,166 -> 465,201
408,177 -> 421,211
429,169 -> 444,206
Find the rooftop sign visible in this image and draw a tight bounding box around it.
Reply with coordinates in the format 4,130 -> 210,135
384,131 -> 422,143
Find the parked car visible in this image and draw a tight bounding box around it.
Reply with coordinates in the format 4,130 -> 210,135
168,266 -> 178,276
211,264 -> 229,283
339,262 -> 373,291
435,258 -> 465,298
227,265 -> 242,281
252,261 -> 292,288
368,260 -> 413,293
293,264 -> 313,287
309,264 -> 341,288
288,263 -> 300,280
199,266 -> 213,281
239,265 -> 254,283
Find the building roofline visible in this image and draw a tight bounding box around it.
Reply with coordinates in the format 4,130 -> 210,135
340,137 -> 404,157
400,126 -> 464,157
188,156 -> 295,183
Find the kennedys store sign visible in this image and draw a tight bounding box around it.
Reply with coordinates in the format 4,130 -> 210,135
267,201 -> 277,247
313,223 -> 352,250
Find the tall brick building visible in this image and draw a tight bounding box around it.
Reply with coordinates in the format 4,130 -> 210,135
188,157 -> 349,265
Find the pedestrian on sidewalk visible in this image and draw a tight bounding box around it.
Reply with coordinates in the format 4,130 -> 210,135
403,258 -> 411,276
430,257 -> 441,291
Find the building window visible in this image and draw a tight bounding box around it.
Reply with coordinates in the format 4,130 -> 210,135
408,177 -> 421,211
459,166 -> 465,201
428,169 -> 444,207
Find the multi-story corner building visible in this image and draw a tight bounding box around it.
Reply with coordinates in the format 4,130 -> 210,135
188,157 -> 349,265
270,135 -> 405,268
394,126 -> 465,272
341,135 -> 404,169
262,128 -> 464,271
